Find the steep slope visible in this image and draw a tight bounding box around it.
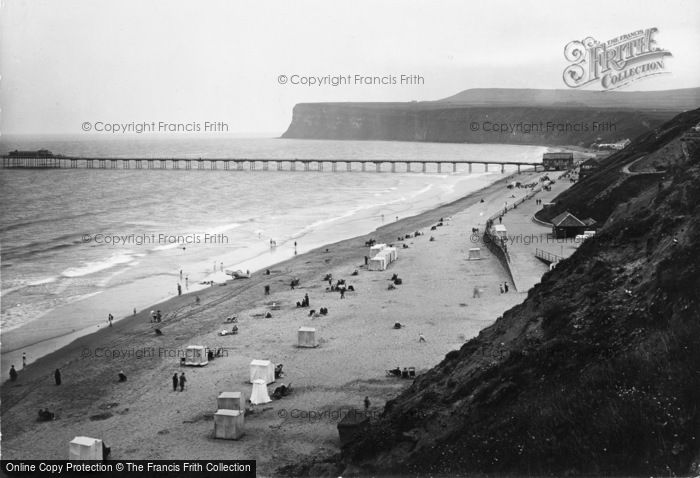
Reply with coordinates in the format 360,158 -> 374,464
333,111 -> 700,476
537,107 -> 700,224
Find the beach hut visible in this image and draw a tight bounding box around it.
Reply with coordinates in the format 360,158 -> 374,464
217,392 -> 245,411
69,436 -> 103,460
249,359 -> 275,384
250,379 -> 271,405
337,410 -> 370,447
468,248 -> 481,260
369,243 -> 387,257
184,345 -> 208,366
214,409 -> 245,440
384,247 -> 398,262
297,327 -> 318,348
367,255 -> 387,271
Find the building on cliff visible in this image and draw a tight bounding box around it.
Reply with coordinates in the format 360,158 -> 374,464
542,152 -> 574,171
551,211 -> 597,238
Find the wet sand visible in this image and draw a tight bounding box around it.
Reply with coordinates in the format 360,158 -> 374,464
1,169 -> 544,476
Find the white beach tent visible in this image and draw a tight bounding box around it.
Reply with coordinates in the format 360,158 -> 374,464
214,409 -> 245,440
250,379 -> 272,405
185,345 -> 208,366
384,247 -> 398,262
468,248 -> 481,260
249,359 -> 275,384
217,391 -> 246,411
369,244 -> 387,257
298,326 -> 318,348
367,256 -> 387,271
69,436 -> 103,460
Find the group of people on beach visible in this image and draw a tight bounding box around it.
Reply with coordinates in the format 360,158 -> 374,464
499,282 -> 510,293
172,372 -> 186,391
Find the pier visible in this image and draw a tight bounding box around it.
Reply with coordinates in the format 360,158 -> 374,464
1,155 -> 542,173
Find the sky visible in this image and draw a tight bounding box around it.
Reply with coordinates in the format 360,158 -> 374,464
1,0 -> 699,136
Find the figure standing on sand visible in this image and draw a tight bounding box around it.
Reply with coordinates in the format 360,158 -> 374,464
177,283 -> 182,296
504,282 -> 509,293
499,284 -> 504,294
54,368 -> 61,385
10,365 -> 18,381
108,313 -> 113,327
418,333 -> 426,343
473,286 -> 480,298
185,276 -> 189,289
172,373 -> 178,391
179,372 -> 186,391
22,352 -> 27,368
220,262 -> 224,272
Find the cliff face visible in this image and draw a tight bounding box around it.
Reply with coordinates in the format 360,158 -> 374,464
335,109 -> 700,476
282,103 -> 673,146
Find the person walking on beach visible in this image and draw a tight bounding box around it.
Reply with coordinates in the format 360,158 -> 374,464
364,396 -> 370,410
504,282 -> 509,293
499,283 -> 504,294
180,269 -> 183,280
304,293 -> 309,307
22,352 -> 27,368
179,372 -> 186,391
108,313 -> 113,327
54,369 -> 62,385
473,286 -> 480,298
177,283 -> 182,296
418,333 -> 426,343
9,365 -> 18,381
185,276 -> 189,289
172,373 -> 178,391
264,285 -> 270,296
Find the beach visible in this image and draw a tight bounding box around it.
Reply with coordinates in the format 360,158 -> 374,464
1,168 -> 548,475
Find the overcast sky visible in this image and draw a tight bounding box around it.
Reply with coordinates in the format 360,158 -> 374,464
1,0 -> 699,136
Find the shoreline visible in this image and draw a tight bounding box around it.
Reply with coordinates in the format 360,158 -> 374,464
1,154 -> 573,474
1,166 -> 537,368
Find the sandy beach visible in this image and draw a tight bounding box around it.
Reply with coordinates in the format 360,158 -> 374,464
1,168 -> 548,475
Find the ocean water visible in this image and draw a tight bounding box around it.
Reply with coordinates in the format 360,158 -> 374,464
0,136 -> 547,363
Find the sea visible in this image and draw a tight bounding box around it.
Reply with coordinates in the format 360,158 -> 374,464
0,135 -> 548,366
